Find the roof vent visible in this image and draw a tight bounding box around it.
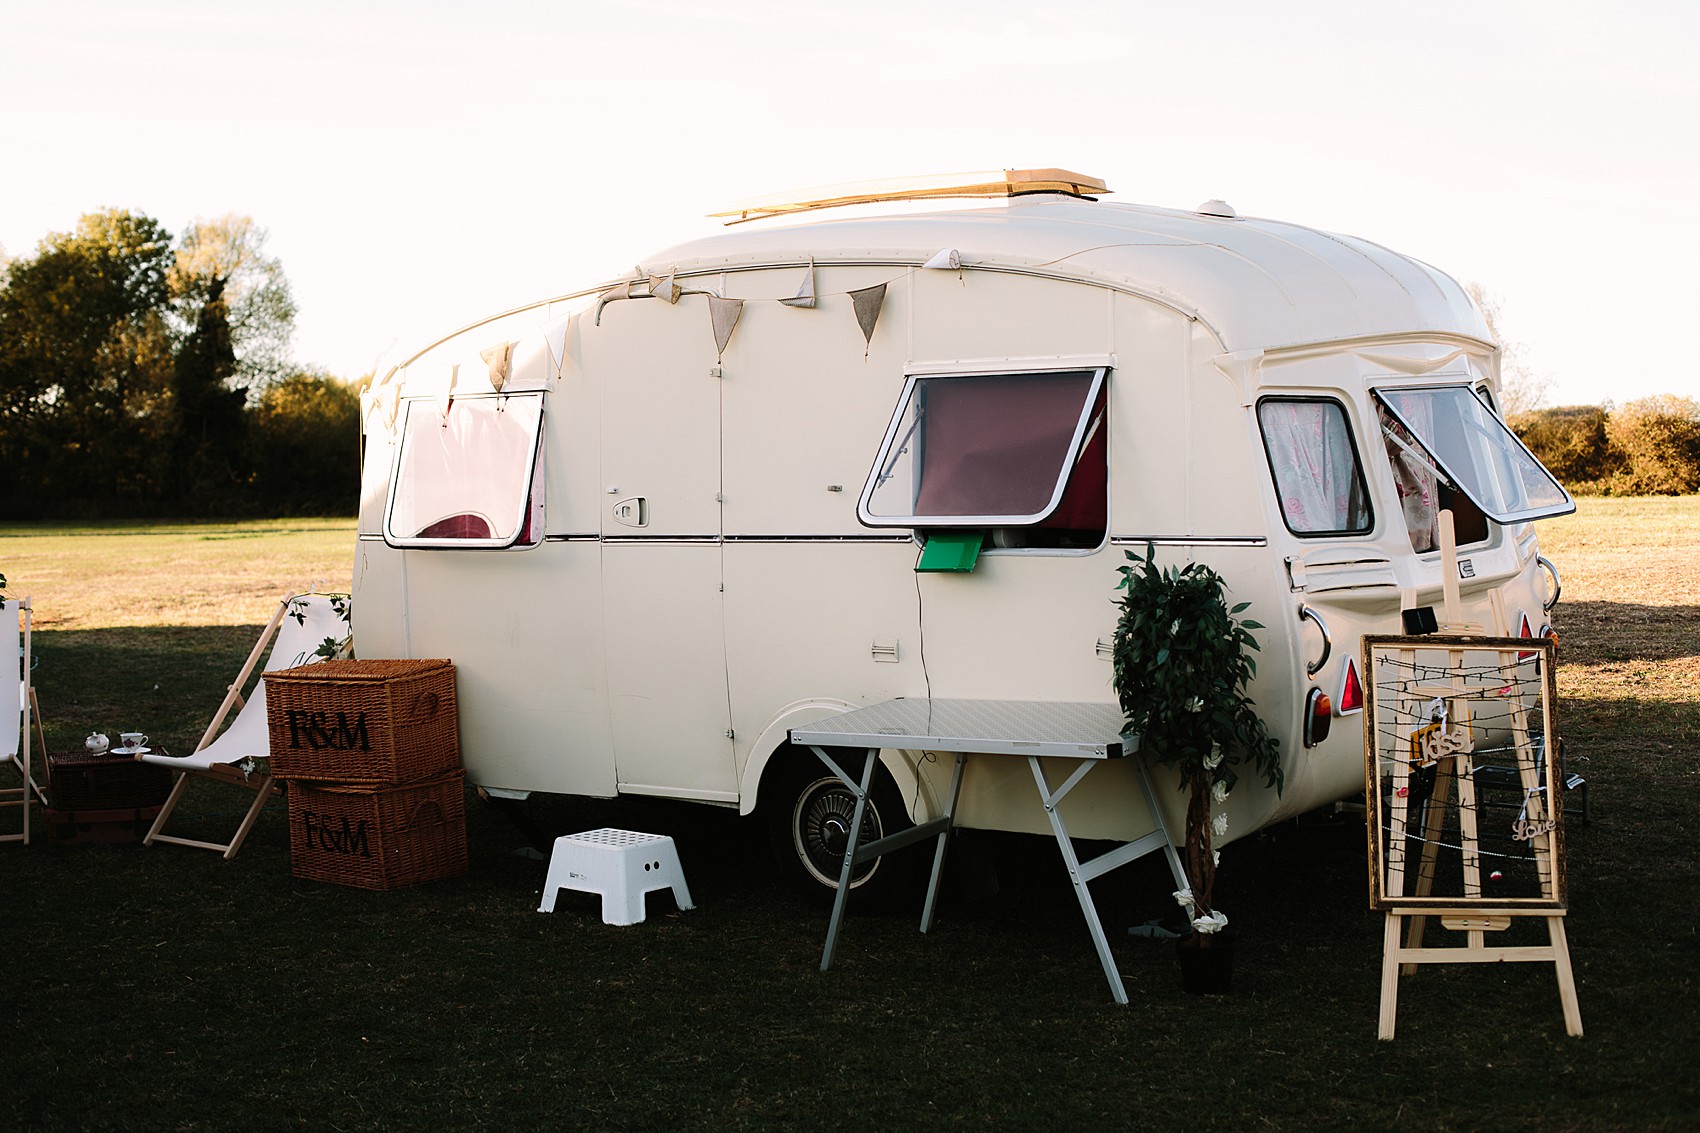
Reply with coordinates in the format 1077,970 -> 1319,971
1195,199 -> 1238,219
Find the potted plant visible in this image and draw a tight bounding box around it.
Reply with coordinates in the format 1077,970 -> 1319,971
1111,545 -> 1283,993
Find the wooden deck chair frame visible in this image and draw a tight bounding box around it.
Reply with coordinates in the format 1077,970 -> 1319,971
3,596 -> 48,845
143,592 -> 347,860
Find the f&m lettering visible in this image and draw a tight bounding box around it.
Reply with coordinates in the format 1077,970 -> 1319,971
300,810 -> 372,857
285,708 -> 372,751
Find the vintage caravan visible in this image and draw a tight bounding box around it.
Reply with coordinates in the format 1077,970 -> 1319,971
352,169 -> 1573,902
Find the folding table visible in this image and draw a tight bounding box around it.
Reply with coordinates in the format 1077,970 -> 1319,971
789,698 -> 1186,1004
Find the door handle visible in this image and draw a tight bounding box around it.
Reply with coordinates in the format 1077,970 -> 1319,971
612,497 -> 648,528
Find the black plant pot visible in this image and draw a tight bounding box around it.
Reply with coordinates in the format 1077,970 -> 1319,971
1176,931 -> 1235,995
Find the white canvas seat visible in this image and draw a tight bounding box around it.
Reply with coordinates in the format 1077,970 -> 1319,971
3,597 -> 47,845
142,592 -> 349,860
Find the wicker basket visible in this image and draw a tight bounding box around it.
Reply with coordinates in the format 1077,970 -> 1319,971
48,751 -> 172,810
45,806 -> 163,844
287,771 -> 468,890
266,659 -> 459,784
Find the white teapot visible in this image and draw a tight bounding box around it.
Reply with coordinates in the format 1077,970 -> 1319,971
86,732 -> 110,755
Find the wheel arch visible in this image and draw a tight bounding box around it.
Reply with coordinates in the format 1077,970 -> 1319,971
739,698 -> 933,821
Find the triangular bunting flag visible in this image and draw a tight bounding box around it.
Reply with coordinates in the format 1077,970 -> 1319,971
595,281 -> 632,325
648,273 -> 682,304
778,259 -> 816,308
480,340 -> 514,393
432,362 -> 458,420
850,283 -> 886,357
709,296 -> 745,361
543,318 -> 569,377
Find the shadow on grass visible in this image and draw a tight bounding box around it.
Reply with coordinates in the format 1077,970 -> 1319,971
28,625 -> 269,755
1553,601 -> 1700,664
5,632 -> 1698,1130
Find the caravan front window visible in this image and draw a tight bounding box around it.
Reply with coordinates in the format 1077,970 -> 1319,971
858,368 -> 1106,531
1375,386 -> 1573,552
1257,398 -> 1373,537
384,393 -> 544,549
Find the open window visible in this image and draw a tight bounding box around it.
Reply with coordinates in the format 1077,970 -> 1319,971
384,393 -> 544,549
1257,397 -> 1374,537
858,368 -> 1107,543
1375,385 -> 1573,553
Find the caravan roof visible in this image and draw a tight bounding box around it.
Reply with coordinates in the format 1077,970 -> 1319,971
643,192 -> 1488,357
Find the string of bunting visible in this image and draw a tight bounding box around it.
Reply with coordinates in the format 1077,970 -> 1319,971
593,253 -> 964,361
362,247 -> 974,425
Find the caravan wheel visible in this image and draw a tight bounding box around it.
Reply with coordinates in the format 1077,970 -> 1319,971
766,750 -> 916,910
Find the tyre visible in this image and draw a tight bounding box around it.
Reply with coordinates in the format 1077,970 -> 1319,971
765,746 -> 918,910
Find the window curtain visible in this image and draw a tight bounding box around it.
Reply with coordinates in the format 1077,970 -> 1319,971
1380,403 -> 1439,552
1259,401 -> 1365,534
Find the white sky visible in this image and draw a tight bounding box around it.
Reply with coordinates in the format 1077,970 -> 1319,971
3,0 -> 1697,407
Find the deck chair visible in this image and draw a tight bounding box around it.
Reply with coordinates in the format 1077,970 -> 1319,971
142,592 -> 350,859
3,597 -> 48,845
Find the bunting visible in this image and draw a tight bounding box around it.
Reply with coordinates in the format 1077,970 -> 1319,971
544,318 -> 569,377
778,259 -> 816,308
480,341 -> 514,393
590,257 -> 930,360
850,283 -> 887,357
709,296 -> 745,361
648,272 -> 682,304
595,281 -> 631,325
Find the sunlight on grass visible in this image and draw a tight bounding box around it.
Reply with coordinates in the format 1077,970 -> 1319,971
0,518 -> 356,630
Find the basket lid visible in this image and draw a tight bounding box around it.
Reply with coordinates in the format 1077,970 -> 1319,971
265,658 -> 453,682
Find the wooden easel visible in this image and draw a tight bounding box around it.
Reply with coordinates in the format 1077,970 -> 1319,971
1372,512 -> 1583,1040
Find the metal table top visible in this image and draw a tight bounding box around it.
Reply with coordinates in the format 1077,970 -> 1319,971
789,698 -> 1136,760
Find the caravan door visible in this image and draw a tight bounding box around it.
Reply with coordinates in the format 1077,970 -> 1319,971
590,305 -> 737,801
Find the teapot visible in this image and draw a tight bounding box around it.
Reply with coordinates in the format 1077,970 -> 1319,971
86,732 -> 110,755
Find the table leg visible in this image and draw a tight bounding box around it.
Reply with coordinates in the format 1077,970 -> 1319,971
817,746 -> 878,972
1030,756 -> 1129,1005
919,753 -> 967,933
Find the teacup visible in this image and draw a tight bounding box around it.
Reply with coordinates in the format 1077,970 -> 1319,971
120,731 -> 148,750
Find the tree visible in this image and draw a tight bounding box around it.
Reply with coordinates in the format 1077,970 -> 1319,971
1606,395 -> 1700,495
0,209 -> 177,514
168,215 -> 297,394
247,371 -> 363,515
1466,283 -> 1549,417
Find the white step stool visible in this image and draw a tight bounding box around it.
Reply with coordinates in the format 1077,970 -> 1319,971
538,828 -> 695,925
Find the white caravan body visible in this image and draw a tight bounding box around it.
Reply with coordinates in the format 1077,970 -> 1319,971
352,180 -> 1571,877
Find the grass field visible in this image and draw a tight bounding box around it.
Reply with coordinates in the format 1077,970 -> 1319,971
2,502 -> 1697,1132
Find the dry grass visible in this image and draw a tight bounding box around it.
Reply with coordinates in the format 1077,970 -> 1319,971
0,518 -> 356,631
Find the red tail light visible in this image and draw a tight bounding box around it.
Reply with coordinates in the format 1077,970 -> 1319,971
1337,657 -> 1364,716
1518,611 -> 1537,663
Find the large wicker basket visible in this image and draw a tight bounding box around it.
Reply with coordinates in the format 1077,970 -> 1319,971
265,659 -> 459,784
287,771 -> 468,890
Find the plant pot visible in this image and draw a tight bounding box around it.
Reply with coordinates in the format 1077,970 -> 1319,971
1176,931 -> 1235,995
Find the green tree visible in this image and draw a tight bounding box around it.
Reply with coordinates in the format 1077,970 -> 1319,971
1606,395 -> 1700,495
1509,404 -> 1620,488
247,371 -> 363,515
0,209 -> 177,514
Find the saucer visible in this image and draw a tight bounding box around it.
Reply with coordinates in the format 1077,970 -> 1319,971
110,745 -> 151,755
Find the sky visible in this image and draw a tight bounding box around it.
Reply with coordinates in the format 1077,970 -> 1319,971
3,0 -> 1697,408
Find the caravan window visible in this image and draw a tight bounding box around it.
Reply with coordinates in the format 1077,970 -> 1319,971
1257,398 -> 1373,537
858,368 -> 1106,529
384,393 -> 544,549
1375,386 -> 1573,551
